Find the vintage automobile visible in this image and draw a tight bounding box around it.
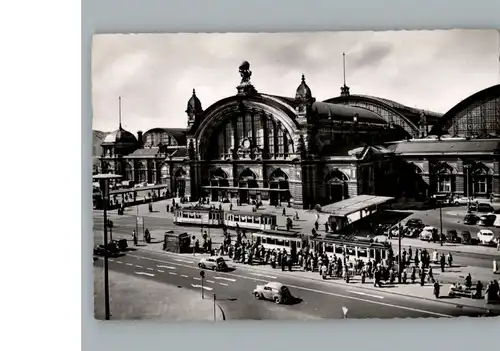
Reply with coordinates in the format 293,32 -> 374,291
198,256 -> 228,271
253,282 -> 292,304
405,218 -> 425,228
463,213 -> 479,225
478,214 -> 496,227
459,231 -> 472,245
476,203 -> 494,213
93,242 -> 120,257
446,229 -> 460,243
419,226 -> 436,241
477,229 -> 498,246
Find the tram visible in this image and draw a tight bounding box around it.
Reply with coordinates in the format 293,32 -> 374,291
223,210 -> 277,231
252,229 -> 304,252
310,234 -> 391,264
173,206 -> 224,227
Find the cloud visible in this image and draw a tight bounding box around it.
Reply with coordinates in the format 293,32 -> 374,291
91,30 -> 499,133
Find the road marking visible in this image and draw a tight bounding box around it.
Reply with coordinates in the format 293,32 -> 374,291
108,259 -> 114,262
191,284 -> 213,291
126,254 -> 452,318
219,283 -> 228,286
173,259 -> 194,264
126,263 -> 133,266
348,290 -> 384,299
249,273 -> 277,279
147,268 -> 154,271
193,277 -> 201,281
135,265 -> 143,268
169,272 -> 177,276
157,265 -> 176,270
116,261 -> 123,264
135,272 -> 155,277
157,270 -> 164,273
214,277 -> 236,282
206,280 -> 215,283
181,274 -> 189,278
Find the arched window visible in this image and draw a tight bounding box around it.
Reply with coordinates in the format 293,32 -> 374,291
124,163 -> 133,181
137,162 -> 147,183
160,164 -> 169,184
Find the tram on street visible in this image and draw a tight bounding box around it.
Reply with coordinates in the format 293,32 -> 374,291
252,229 -> 304,252
310,234 -> 391,264
223,210 -> 277,231
173,206 -> 224,227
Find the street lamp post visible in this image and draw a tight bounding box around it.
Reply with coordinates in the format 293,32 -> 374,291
464,164 -> 471,211
398,222 -> 402,283
94,173 -> 122,320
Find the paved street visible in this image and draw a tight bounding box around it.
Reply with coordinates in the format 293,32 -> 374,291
93,248 -> 495,320
93,212 -> 499,269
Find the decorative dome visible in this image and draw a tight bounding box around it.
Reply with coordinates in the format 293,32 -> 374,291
295,74 -> 312,100
103,126 -> 137,144
186,89 -> 203,114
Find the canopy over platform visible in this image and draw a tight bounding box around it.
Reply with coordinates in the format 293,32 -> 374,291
321,195 -> 394,217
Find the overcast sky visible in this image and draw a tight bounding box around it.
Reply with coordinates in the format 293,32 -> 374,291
92,30 -> 499,133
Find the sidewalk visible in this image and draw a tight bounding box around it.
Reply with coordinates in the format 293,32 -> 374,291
131,241 -> 500,313
93,265 -> 224,321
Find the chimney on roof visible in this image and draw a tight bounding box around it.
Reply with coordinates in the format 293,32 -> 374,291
137,131 -> 143,148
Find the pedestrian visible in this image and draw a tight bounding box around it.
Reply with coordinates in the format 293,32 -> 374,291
433,280 -> 440,299
440,254 -> 446,272
447,252 -> 453,267
133,229 -> 138,246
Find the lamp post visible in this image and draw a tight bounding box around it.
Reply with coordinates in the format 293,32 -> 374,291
398,222 -> 402,283
94,173 -> 122,320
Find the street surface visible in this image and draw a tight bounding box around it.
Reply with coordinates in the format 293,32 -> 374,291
93,212 -> 498,269
94,249 -> 492,320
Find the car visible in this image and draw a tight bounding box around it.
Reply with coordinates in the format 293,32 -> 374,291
478,214 -> 496,227
463,213 -> 479,225
477,229 -> 497,245
93,244 -> 120,257
198,256 -> 228,271
446,229 -> 460,243
459,230 -> 472,245
453,197 -> 470,205
405,218 -> 424,228
419,226 -> 435,241
253,282 -> 292,304
476,203 -> 494,213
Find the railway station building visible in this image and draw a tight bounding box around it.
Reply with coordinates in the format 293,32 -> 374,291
98,62 -> 500,209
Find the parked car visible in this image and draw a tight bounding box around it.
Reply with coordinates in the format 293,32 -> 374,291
478,214 -> 496,227
459,230 -> 472,245
93,244 -> 120,257
253,282 -> 292,304
446,229 -> 460,243
405,218 -> 425,228
476,203 -> 494,213
477,229 -> 497,245
419,226 -> 435,241
453,197 -> 470,205
463,213 -> 479,225
198,256 -> 228,271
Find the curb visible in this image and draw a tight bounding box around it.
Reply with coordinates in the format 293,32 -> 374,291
136,246 -> 500,313
216,303 -> 226,321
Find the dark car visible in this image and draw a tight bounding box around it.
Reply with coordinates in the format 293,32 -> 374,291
446,229 -> 460,243
459,231 -> 472,245
406,218 -> 424,228
478,214 -> 496,227
463,213 -> 479,225
93,241 -> 121,257
477,203 -> 494,213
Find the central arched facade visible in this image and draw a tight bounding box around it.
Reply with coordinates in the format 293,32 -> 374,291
208,167 -> 230,201
195,96 -> 300,161
237,168 -> 258,204
269,168 -> 290,205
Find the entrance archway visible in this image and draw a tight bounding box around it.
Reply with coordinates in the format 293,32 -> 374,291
269,168 -> 290,206
209,168 -> 229,201
325,169 -> 349,203
174,167 -> 187,198
238,168 -> 258,204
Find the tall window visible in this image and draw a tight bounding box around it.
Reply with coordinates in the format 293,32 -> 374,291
245,114 -> 252,139
255,117 -> 263,148
267,120 -> 274,154
277,129 -> 284,154
160,165 -> 169,184
437,175 -> 452,193
218,131 -> 225,156
137,163 -> 146,183
237,115 -> 244,142
124,163 -> 133,181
